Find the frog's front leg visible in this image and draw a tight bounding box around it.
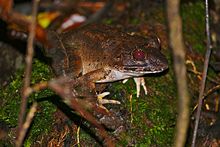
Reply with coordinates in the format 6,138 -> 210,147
133,77 -> 148,97
123,77 -> 148,97
97,92 -> 120,105
77,69 -> 121,105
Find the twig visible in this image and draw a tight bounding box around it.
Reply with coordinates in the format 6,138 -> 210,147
16,102 -> 38,147
17,0 -> 40,139
192,84 -> 220,113
167,0 -> 190,147
186,59 -> 220,84
191,0 -> 212,146
187,69 -> 220,84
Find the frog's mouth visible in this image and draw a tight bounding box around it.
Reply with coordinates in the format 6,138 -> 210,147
97,63 -> 168,83
122,64 -> 168,75
121,61 -> 168,75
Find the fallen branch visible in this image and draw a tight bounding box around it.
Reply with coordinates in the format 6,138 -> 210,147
167,0 -> 190,147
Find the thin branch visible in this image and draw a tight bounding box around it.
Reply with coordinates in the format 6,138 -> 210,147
191,0 -> 212,146
187,69 -> 220,84
17,0 -> 40,138
192,84 -> 220,113
167,0 -> 190,147
16,102 -> 38,147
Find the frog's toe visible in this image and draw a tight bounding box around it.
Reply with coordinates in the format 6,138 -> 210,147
133,77 -> 148,97
97,92 -> 121,105
98,99 -> 121,105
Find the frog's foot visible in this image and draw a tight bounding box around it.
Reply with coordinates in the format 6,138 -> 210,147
133,77 -> 148,97
97,92 -> 121,105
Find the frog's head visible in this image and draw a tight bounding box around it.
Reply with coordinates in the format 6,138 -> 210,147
114,36 -> 168,76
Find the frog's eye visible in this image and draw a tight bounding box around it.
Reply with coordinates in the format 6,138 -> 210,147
132,49 -> 145,61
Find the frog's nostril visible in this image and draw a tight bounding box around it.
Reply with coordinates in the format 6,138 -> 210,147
133,49 -> 145,61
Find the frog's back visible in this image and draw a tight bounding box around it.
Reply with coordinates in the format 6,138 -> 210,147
57,25 -> 116,74
61,24 -> 147,53
60,24 -> 148,73
48,24 -> 162,77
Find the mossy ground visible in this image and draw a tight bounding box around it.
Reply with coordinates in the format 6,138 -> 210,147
0,1 -> 208,146
181,2 -> 206,54
0,59 -> 56,146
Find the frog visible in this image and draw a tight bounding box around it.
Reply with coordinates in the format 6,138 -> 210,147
46,24 -> 168,104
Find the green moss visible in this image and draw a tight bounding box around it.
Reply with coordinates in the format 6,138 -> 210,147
103,18 -> 114,25
181,2 -> 205,54
0,59 -> 56,145
130,18 -> 141,25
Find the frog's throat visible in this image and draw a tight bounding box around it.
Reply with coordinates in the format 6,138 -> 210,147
96,68 -> 166,83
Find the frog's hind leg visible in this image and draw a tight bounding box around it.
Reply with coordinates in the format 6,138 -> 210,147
78,69 -> 121,106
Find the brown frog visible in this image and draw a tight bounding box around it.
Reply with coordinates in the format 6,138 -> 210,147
47,24 -> 168,103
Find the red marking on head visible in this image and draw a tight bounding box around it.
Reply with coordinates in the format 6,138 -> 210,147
133,49 -> 145,61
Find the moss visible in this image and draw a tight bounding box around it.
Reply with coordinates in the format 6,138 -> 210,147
103,18 -> 114,25
181,2 -> 206,54
0,59 -> 56,145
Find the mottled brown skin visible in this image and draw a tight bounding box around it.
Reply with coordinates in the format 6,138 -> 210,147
47,24 -> 168,97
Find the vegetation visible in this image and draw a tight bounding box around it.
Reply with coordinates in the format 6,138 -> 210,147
0,60 -> 56,145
